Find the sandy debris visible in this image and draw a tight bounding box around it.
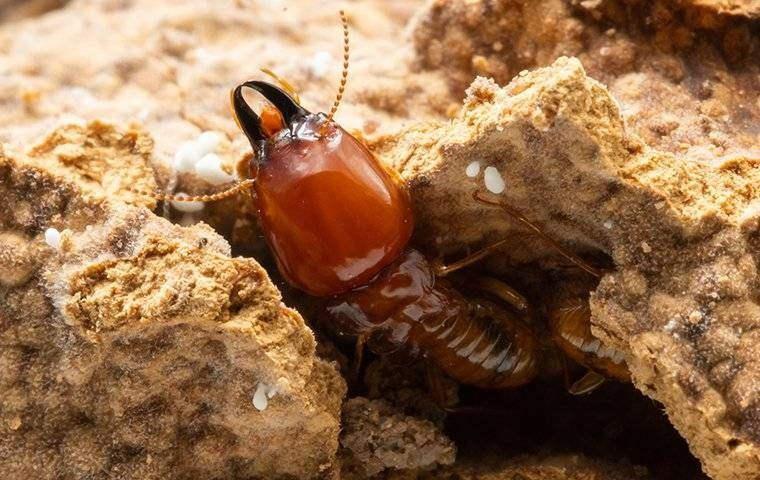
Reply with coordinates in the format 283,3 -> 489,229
374,57 -> 760,480
0,124 -> 346,479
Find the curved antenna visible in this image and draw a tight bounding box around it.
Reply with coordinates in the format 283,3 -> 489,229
132,179 -> 255,204
323,10 -> 349,127
260,68 -> 301,104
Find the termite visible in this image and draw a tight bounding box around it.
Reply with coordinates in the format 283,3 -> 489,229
147,11 -> 628,393
473,195 -> 631,394
548,292 -> 630,394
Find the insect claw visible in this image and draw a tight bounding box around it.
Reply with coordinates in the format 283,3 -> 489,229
231,80 -> 309,146
568,370 -> 607,395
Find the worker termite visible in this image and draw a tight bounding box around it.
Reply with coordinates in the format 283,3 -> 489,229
147,11 -> 628,394
548,292 -> 630,394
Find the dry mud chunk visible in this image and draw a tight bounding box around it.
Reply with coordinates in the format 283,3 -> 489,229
0,126 -> 345,479
373,57 -> 760,480
24,120 -> 158,208
340,397 -> 455,478
411,0 -> 760,159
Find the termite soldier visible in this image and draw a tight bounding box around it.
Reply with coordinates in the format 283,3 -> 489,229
153,11 -> 628,393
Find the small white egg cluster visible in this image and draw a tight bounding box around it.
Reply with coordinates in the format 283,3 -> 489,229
466,161 -> 506,194
252,382 -> 278,411
173,131 -> 234,185
171,131 -> 235,213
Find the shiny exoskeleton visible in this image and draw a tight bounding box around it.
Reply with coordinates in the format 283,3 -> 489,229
548,294 -> 630,391
232,81 -> 414,297
230,79 -> 541,389
325,250 -> 540,388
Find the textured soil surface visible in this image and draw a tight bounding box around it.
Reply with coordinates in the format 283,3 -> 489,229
0,123 -> 345,478
1,0 -> 758,479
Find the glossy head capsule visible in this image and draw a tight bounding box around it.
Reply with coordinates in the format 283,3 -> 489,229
232,81 -> 414,297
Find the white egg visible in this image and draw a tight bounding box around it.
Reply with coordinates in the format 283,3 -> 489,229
194,131 -> 222,157
252,383 -> 269,411
44,227 -> 61,250
173,141 -> 201,173
484,166 -> 505,194
195,153 -> 234,185
465,161 -> 481,177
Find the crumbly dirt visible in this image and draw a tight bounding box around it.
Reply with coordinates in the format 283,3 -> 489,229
411,0 -> 759,160
340,397 -> 456,478
0,124 -> 346,479
447,453 -> 650,479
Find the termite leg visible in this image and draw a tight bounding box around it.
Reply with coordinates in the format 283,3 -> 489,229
425,362 -> 456,407
260,68 -> 301,104
434,238 -> 510,277
469,276 -> 539,330
569,369 -> 607,395
472,191 -> 603,278
469,276 -> 529,312
351,334 -> 367,383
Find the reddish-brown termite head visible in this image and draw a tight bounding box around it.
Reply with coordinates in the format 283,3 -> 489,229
229,13 -> 413,297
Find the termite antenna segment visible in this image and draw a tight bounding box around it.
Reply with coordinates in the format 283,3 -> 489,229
323,10 -> 349,130
133,179 -> 255,203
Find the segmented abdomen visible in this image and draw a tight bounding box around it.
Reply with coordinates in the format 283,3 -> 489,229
325,249 -> 539,388
548,296 -> 629,382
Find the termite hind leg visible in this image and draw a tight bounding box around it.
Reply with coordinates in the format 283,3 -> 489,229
558,359 -> 607,395
569,369 -> 607,395
468,276 -> 540,330
469,276 -> 529,313
425,362 -> 457,408
350,334 -> 368,384
472,191 -> 604,278
434,238 -> 511,277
